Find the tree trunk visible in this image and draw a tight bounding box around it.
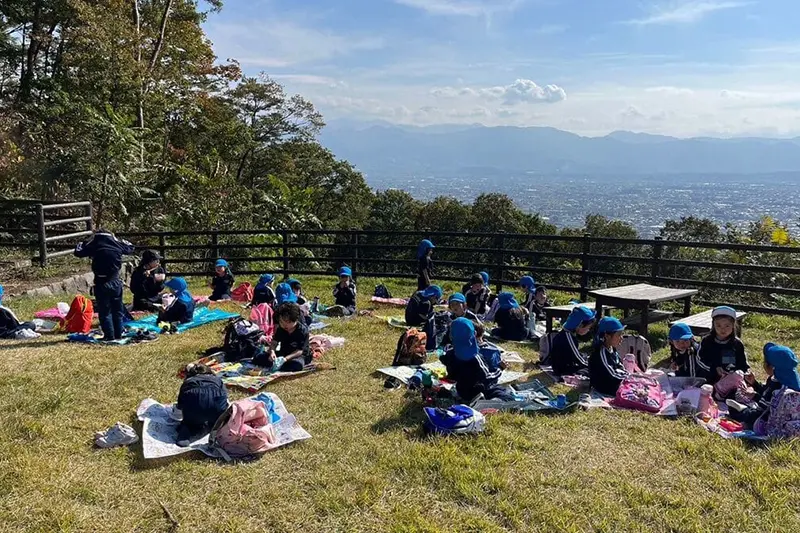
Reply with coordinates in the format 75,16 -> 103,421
18,2 -> 44,103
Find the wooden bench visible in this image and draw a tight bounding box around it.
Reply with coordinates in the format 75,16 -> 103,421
671,309 -> 747,336
621,310 -> 674,330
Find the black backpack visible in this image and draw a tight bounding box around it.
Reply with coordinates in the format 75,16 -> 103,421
222,318 -> 264,362
374,284 -> 392,299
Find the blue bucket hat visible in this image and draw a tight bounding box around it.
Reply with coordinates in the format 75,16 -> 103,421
165,277 -> 192,303
276,283 -> 298,304
669,322 -> 694,341
257,273 -> 274,286
338,266 -> 352,278
479,271 -> 489,285
421,285 -> 443,301
215,259 -> 229,269
450,317 -> 480,361
598,317 -> 625,335
448,293 -> 467,305
287,278 -> 302,290
563,305 -> 596,331
519,276 -> 535,290
417,239 -> 435,259
764,343 -> 800,391
497,292 -> 519,310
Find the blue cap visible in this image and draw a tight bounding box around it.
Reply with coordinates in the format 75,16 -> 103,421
479,271 -> 489,285
519,276 -> 535,289
417,239 -> 435,259
563,305 -> 596,330
287,278 -> 301,289
669,322 -> 694,341
338,266 -> 352,277
711,306 -> 736,320
764,343 -> 800,391
497,292 -> 519,310
448,293 -> 466,305
258,273 -> 274,285
276,283 -> 298,304
421,285 -> 443,300
215,259 -> 229,269
598,317 -> 625,334
451,317 -> 480,361
165,277 -> 188,292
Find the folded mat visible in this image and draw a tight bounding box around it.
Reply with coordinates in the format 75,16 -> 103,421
370,296 -> 409,306
124,307 -> 240,333
376,360 -> 527,391
136,392 -> 311,460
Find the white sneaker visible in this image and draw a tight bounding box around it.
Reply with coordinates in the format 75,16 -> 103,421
94,422 -> 139,448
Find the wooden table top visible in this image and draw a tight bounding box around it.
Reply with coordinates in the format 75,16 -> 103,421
588,283 -> 698,305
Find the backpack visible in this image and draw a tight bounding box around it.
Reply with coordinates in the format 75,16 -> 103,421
209,399 -> 277,460
222,318 -> 264,362
537,331 -> 559,365
423,405 -> 486,435
374,284 -> 392,299
231,282 -> 254,303
763,387 -> 800,439
392,328 -> 428,366
61,295 -> 93,334
613,375 -> 665,413
249,303 -> 275,343
619,334 -> 652,371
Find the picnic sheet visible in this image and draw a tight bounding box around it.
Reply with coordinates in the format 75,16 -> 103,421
136,392 -> 311,460
376,361 -> 528,391
370,296 -> 409,307
124,307 -> 240,333
538,365 -> 591,388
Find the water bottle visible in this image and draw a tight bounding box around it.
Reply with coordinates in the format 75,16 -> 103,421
421,370 -> 434,388
408,369 -> 424,390
556,394 -> 567,409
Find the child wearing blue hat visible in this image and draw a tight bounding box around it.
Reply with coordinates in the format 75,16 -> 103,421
491,292 -> 529,341
405,285 -> 442,327
696,306 -> 748,386
209,259 -> 234,301
440,317 -> 514,402
667,322 -> 708,379
461,273 -> 491,316
251,273 -> 276,307
158,278 -> 196,324
550,305 -> 595,376
275,282 -> 298,305
441,293 -> 482,347
326,266 -> 357,317
416,239 -> 435,291
287,278 -> 307,306
589,317 -> 629,395
0,284 -> 39,339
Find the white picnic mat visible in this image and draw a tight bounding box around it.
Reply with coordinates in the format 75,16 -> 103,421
376,361 -> 527,390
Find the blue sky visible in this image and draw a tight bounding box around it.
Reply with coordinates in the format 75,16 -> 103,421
205,0 -> 800,137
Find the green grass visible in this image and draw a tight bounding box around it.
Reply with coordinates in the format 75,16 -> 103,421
1,277 -> 799,532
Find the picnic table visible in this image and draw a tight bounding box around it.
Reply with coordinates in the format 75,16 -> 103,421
543,303 -> 612,333
671,309 -> 747,336
588,283 -> 698,337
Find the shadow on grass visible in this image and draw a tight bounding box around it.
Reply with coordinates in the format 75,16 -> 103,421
0,339 -> 66,351
370,398 -> 427,436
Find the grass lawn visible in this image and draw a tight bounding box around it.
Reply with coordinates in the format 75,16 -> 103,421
1,276 -> 799,532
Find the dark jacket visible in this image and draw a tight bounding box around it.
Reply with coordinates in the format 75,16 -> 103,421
697,335 -> 749,384
462,284 -> 490,315
177,374 -> 229,427
0,306 -> 28,339
417,256 -> 433,290
522,293 -> 550,321
441,310 -> 481,348
550,329 -> 589,376
74,232 -> 135,281
405,292 -> 434,327
251,285 -> 276,307
669,341 -> 712,380
158,298 -> 195,324
333,281 -> 357,309
210,273 -> 234,301
492,308 -> 528,341
589,345 -> 628,396
440,345 -> 506,402
129,264 -> 166,305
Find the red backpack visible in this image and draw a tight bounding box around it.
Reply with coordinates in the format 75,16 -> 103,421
231,283 -> 254,303
61,295 -> 94,334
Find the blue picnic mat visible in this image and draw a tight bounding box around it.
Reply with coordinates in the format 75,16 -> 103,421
124,307 -> 240,333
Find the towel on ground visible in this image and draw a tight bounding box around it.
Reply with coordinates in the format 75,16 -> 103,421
124,307 -> 239,333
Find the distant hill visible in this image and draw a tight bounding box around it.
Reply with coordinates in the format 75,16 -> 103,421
320,121 -> 800,177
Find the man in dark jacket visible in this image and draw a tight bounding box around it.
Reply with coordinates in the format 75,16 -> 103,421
129,250 -> 166,312
74,229 -> 135,340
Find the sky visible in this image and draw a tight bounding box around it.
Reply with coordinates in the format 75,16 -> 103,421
204,0 -> 800,138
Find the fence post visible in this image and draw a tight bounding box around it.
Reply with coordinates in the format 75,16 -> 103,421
494,232 -> 505,294
651,236 -> 663,284
159,235 -> 168,272
36,204 -> 47,267
580,233 -> 591,301
282,231 -> 290,279
352,231 -> 359,281
210,230 -> 219,260
84,203 -> 94,233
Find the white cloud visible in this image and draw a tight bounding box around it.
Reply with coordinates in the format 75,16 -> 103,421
393,0 -> 523,17
432,79 -> 567,105
624,1 -> 749,26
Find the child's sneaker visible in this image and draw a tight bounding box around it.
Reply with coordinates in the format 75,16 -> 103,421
94,422 -> 139,448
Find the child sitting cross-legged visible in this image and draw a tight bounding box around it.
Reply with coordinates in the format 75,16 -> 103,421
441,293 -> 481,347
668,323 -> 710,380
209,259 -> 234,301
253,302 -> 311,373
157,278 -> 196,324
251,273 -> 276,308
461,272 -> 491,316
325,266 -> 357,317
589,317 -> 629,396
440,317 -> 514,403
491,292 -> 529,341
549,305 -> 595,377
698,306 -> 749,400
175,362 -> 229,446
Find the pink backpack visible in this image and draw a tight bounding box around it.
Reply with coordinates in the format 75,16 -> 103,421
249,303 -> 275,343
209,399 -> 277,460
762,387 -> 800,439
613,375 -> 665,413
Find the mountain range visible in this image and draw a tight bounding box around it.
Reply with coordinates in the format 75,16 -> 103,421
319,120 -> 800,177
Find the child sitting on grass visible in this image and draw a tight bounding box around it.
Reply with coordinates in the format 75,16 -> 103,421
440,317 -> 513,403
251,273 -> 276,307
589,317 -> 629,396
209,259 -> 234,301
550,305 -> 595,377
405,285 -> 443,328
0,284 -> 39,339
668,323 -> 709,379
176,362 -> 229,446
287,278 -> 307,306
697,306 -> 748,391
327,266 -> 357,317
441,293 -> 481,347
158,278 -> 196,324
254,302 -> 311,373
491,292 -> 529,341
461,273 -> 491,316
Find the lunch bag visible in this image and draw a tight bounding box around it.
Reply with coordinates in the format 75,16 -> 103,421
209,399 -> 277,460
613,375 -> 665,413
